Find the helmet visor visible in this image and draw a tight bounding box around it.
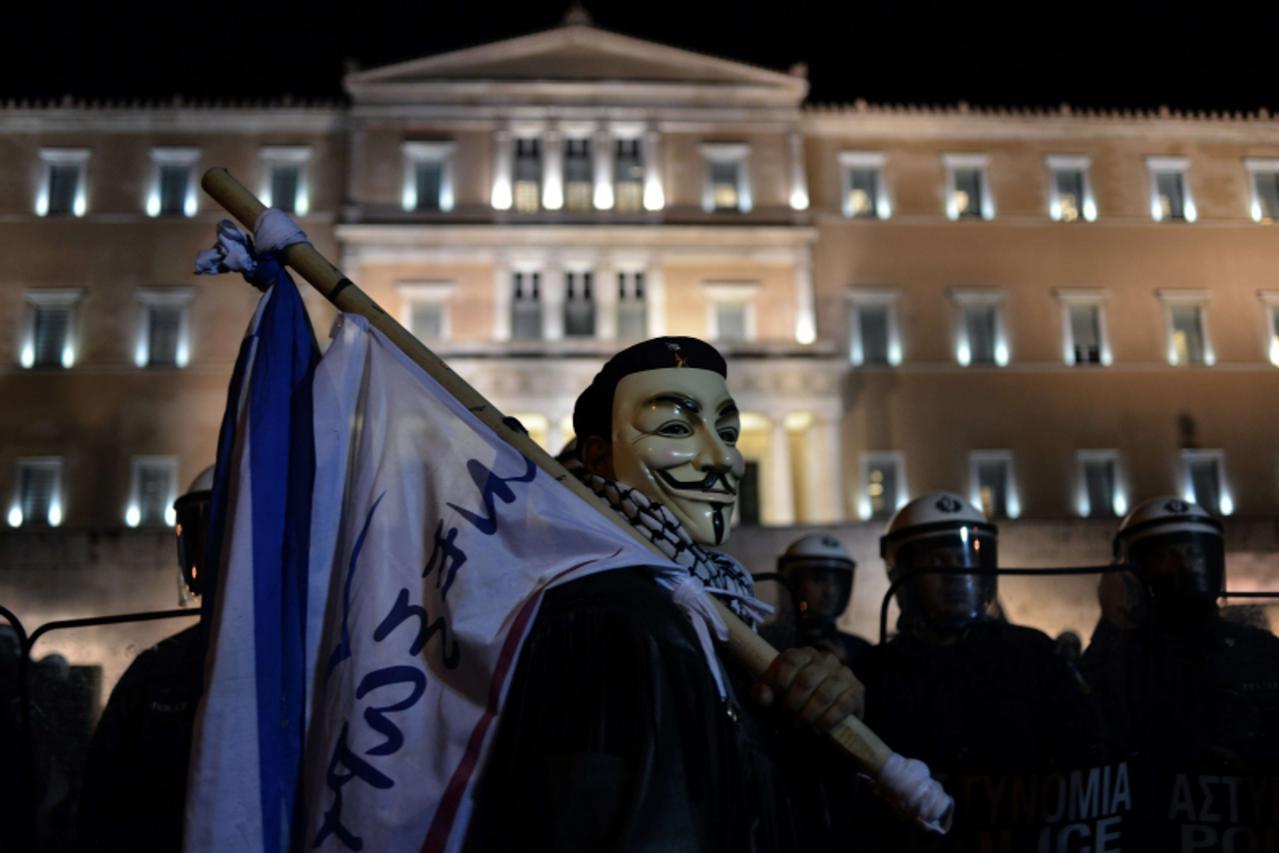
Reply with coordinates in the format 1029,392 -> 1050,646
791,565 -> 853,624
174,490 -> 212,598
893,529 -> 998,629
1131,530 -> 1224,605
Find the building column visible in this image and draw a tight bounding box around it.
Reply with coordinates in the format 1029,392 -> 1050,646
804,415 -> 845,523
788,130 -> 809,211
542,261 -> 565,341
492,255 -> 511,340
547,412 -> 566,456
645,264 -> 666,336
764,416 -> 796,526
541,129 -> 564,211
490,128 -> 513,210
642,127 -> 665,211
595,260 -> 618,340
793,247 -> 816,345
592,127 -> 614,210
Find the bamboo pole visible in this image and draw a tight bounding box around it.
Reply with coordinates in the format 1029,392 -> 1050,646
201,167 -> 897,777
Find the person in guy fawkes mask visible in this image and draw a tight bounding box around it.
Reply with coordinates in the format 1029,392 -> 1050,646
1081,496 -> 1279,771
464,338 -> 879,853
771,534 -> 872,670
856,493 -> 1104,850
78,467 -> 213,852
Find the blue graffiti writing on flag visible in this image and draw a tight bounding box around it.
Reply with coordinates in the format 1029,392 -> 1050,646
313,456 -> 538,850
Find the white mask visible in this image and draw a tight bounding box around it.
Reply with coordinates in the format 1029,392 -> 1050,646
609,367 -> 745,546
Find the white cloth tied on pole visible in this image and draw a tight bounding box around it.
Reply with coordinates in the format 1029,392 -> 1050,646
194,208 -> 308,289
875,751 -> 955,834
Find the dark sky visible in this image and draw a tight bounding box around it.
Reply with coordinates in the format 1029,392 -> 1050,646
4,0 -> 1272,113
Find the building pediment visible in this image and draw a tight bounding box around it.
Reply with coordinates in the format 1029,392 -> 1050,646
346,24 -> 808,109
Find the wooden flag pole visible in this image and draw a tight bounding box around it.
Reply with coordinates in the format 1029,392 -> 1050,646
200,167 -> 895,776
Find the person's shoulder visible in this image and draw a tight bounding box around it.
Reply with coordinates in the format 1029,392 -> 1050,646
539,567 -> 696,648
1217,618 -> 1279,654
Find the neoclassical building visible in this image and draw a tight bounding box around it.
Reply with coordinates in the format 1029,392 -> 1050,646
5,18 -> 1279,549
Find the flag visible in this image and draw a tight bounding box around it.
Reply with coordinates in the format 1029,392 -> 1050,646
184,271 -> 320,852
300,313 -> 673,852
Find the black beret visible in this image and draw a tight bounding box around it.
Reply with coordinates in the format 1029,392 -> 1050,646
572,337 -> 727,446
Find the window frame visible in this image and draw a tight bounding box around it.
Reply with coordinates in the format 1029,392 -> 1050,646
859,451 -> 906,521
969,449 -> 1019,519
126,455 -> 179,527
1258,290 -> 1279,366
703,281 -> 760,342
943,153 -> 995,221
37,148 -> 90,217
1045,154 -> 1097,223
134,288 -> 194,368
950,288 -> 1010,366
1075,449 -> 1126,518
700,143 -> 752,213
147,147 -> 200,217
9,457 -> 64,528
1244,158 -> 1279,223
402,141 -> 456,213
259,146 -> 312,215
1146,156 -> 1196,223
20,289 -> 82,369
1180,448 -> 1232,515
845,287 -> 902,366
838,151 -> 890,219
1054,288 -> 1112,366
1158,289 -> 1214,366
397,281 -> 455,342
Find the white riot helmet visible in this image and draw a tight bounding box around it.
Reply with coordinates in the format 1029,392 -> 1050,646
174,465 -> 215,603
881,492 -> 999,631
1115,496 -> 1224,613
778,534 -> 856,625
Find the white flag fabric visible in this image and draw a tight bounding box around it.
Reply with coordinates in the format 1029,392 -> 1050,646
301,314 -> 679,852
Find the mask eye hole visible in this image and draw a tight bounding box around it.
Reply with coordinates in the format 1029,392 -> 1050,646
657,421 -> 693,438
717,428 -> 739,444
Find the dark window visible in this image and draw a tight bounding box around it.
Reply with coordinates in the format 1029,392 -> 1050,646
511,272 -> 542,340
715,304 -> 749,341
866,458 -> 899,519
19,464 -> 58,526
617,271 -> 647,339
410,303 -> 444,340
1053,168 -> 1086,221
1255,172 -> 1279,222
709,161 -> 740,211
514,139 -> 541,213
1082,457 -> 1117,517
46,164 -> 81,216
33,305 -> 71,368
1169,304 -> 1207,365
146,305 -> 183,366
964,304 -> 998,364
1187,457 -> 1222,514
564,139 -> 593,212
856,304 -> 891,365
414,161 -> 443,211
975,458 -> 1009,518
614,139 -> 644,212
1155,171 -> 1187,220
952,167 -> 984,218
846,167 -> 880,218
564,271 -> 596,337
1068,304 -> 1102,364
137,462 -> 173,525
159,164 -> 191,216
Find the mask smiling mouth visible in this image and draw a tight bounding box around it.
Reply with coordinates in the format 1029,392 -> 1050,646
655,468 -> 738,500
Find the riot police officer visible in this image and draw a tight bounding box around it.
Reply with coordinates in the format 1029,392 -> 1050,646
774,533 -> 871,669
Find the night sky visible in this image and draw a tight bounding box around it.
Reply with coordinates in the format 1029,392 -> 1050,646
4,0 -> 1272,113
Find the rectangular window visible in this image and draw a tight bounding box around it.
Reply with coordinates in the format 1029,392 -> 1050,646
136,289 -> 193,368
1055,290 -> 1111,366
563,139 -> 594,212
839,152 -> 888,219
148,149 -> 199,217
402,141 -> 455,212
1077,451 -> 1123,518
1147,157 -> 1195,222
511,271 -> 543,340
614,139 -> 644,213
1069,304 -> 1102,364
952,290 -> 1008,366
1181,450 -> 1231,515
415,161 -> 443,210
847,288 -> 901,366
1159,291 -> 1213,366
38,149 -> 90,218
21,290 -> 82,370
617,271 -> 647,339
564,271 -> 596,337
1261,292 -> 1279,366
701,143 -> 751,213
398,281 -> 453,341
970,451 -> 1015,519
11,458 -> 63,528
714,303 -> 749,341
128,457 -> 178,527
260,147 -> 311,215
1047,155 -> 1096,222
945,154 -> 993,220
965,305 -> 998,363
862,453 -> 903,520
411,303 -> 444,340
1246,159 -> 1279,223
513,139 -> 542,213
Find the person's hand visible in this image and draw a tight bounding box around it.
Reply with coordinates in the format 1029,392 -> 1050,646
750,647 -> 865,732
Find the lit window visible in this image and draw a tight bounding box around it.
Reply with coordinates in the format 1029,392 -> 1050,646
397,281 -> 454,342
846,288 -> 901,366
37,149 -> 89,217
839,152 -> 889,219
563,139 -> 594,212
1046,155 -> 1096,222
511,271 -> 543,340
861,452 -> 904,520
564,271 -> 596,337
1159,290 -> 1213,366
1260,292 -> 1279,366
126,456 -> 178,527
402,141 -> 455,213
952,289 -> 1009,366
970,451 -> 1018,519
1245,159 -> 1279,223
704,281 -> 759,342
944,154 -> 993,220
148,148 -> 199,217
513,139 -> 542,213
20,290 -> 81,369
1077,451 -> 1125,518
1055,289 -> 1111,366
1181,449 -> 1232,515
9,458 -> 63,528
260,146 -> 311,215
614,139 -> 645,213
135,289 -> 193,368
616,270 -> 647,339
1147,157 -> 1195,222
701,143 -> 751,213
